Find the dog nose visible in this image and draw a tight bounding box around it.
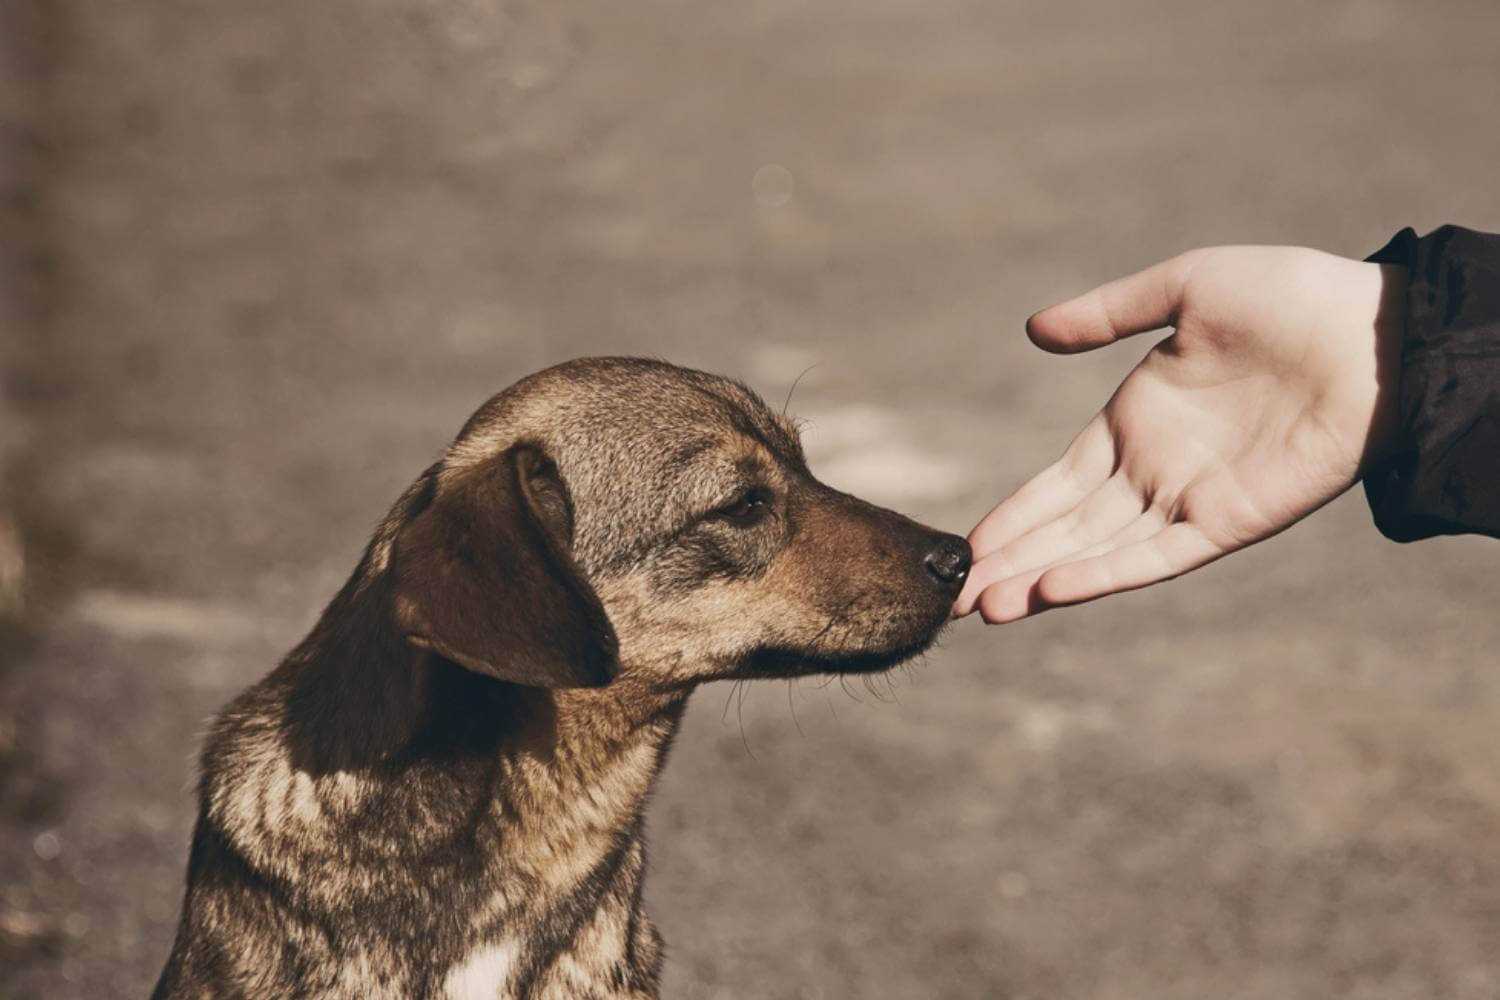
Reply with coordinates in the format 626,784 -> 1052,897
923,536 -> 971,588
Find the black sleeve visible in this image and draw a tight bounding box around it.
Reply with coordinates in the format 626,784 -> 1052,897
1362,225 -> 1500,542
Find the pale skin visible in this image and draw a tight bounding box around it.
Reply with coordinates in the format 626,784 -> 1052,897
955,245 -> 1408,624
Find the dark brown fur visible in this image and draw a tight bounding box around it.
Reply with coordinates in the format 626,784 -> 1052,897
153,358 -> 970,999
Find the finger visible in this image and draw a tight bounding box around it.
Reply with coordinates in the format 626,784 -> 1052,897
1033,522 -> 1223,609
967,417 -> 1114,560
988,474 -> 1143,579
1025,251 -> 1204,355
957,473 -> 1141,615
971,509 -> 1164,624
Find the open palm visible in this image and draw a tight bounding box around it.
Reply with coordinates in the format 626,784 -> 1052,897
956,246 -> 1403,624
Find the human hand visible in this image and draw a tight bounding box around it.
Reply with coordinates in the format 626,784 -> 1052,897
955,246 -> 1406,623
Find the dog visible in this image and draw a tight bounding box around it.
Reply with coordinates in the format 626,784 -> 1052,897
152,357 -> 971,999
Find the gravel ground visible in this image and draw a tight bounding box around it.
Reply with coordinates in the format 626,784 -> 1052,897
5,1 -> 1500,997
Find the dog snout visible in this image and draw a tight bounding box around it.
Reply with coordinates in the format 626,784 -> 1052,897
923,535 -> 971,589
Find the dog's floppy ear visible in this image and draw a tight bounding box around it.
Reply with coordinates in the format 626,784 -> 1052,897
392,445 -> 617,688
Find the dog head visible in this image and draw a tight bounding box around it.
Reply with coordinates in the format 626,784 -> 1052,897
387,358 -> 969,692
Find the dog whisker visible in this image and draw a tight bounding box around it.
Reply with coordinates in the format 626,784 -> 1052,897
735,679 -> 755,760
786,679 -> 805,738
884,671 -> 903,704
862,673 -> 896,705
781,363 -> 821,417
721,680 -> 740,725
837,674 -> 862,704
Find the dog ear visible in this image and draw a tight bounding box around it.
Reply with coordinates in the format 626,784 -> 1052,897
392,445 -> 617,688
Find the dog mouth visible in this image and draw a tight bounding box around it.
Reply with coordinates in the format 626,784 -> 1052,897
742,613 -> 950,679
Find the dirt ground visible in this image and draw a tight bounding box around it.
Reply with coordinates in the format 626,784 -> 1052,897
4,0 -> 1500,997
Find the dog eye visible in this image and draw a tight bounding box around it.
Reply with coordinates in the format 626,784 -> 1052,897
714,489 -> 771,526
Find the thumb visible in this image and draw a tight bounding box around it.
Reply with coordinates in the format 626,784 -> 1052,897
1025,250 -> 1204,354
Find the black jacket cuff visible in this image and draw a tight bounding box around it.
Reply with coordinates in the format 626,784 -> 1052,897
1363,225 -> 1500,542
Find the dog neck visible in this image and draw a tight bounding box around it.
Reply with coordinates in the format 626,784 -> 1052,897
206,562 -> 689,910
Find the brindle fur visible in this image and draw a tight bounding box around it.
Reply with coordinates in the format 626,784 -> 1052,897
153,357 -> 970,1000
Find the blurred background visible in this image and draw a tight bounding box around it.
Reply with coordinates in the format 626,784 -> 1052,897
4,0 -> 1500,996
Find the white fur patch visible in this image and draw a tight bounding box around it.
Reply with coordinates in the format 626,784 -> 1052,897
444,940 -> 522,1000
